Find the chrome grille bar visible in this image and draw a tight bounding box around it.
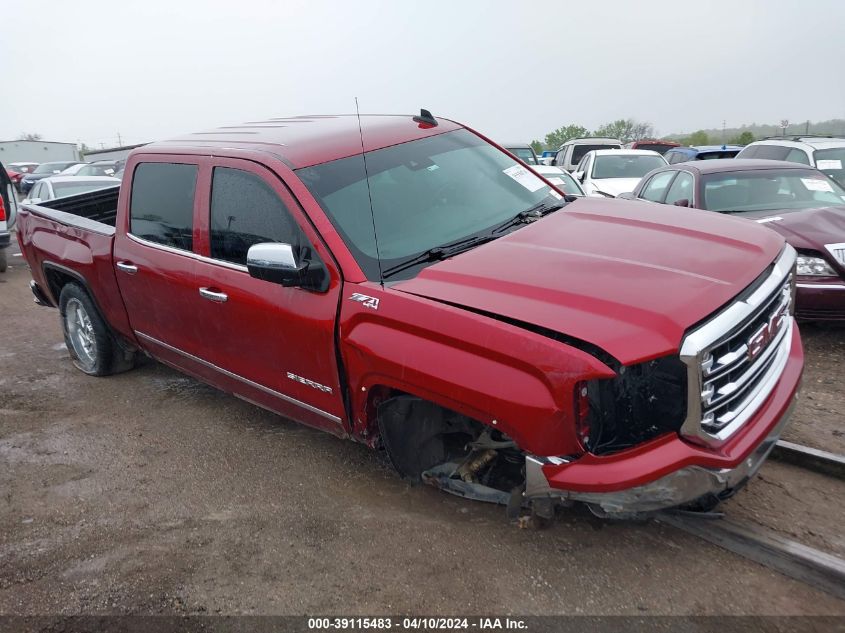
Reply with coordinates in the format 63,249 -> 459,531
825,242 -> 845,268
679,245 -> 797,447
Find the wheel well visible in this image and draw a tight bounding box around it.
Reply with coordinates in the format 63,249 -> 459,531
44,266 -> 83,307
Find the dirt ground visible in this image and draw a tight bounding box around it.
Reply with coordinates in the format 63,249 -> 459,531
1,243 -> 844,617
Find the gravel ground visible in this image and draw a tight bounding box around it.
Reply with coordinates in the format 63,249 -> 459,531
1,242 -> 844,617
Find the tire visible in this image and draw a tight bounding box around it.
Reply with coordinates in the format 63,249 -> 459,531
59,283 -> 133,376
0,250 -> 7,273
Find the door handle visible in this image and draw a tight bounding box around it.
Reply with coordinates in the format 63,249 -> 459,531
116,261 -> 138,275
199,287 -> 228,303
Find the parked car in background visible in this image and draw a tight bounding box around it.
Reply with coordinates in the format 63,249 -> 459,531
502,143 -> 539,165
59,163 -> 88,176
22,176 -> 121,205
625,159 -> 845,320
664,145 -> 742,164
16,111 -> 802,517
626,139 -> 681,155
74,160 -> 121,177
6,162 -> 39,192
19,161 -> 84,194
736,136 -> 845,187
538,150 -> 557,166
531,165 -> 585,196
554,137 -> 622,172
572,149 -> 667,197
1,161 -> 20,272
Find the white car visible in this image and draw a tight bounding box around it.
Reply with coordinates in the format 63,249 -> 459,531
572,149 -> 667,198
553,137 -> 622,172
59,163 -> 88,176
736,136 -> 845,187
531,165 -> 585,197
22,176 -> 120,205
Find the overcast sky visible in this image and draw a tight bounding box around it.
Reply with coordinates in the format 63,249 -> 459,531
2,0 -> 843,149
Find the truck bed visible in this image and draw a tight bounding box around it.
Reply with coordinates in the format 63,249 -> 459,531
25,186 -> 120,233
17,185 -> 134,341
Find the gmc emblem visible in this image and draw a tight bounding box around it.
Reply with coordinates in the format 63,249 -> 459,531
747,298 -> 789,361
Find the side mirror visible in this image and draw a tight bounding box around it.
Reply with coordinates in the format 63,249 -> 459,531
574,172 -> 585,182
673,198 -> 690,207
246,242 -> 328,292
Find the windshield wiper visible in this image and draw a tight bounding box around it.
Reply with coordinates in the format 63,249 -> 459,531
491,198 -> 567,234
382,235 -> 500,279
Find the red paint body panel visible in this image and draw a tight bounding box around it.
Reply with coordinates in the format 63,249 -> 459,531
148,115 -> 464,169
339,281 -> 615,456
542,326 -> 803,492
396,197 -> 785,364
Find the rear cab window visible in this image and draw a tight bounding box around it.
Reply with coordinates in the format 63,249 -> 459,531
129,163 -> 198,251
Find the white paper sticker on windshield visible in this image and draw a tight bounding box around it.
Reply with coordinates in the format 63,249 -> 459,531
503,165 -> 546,192
548,177 -> 564,184
548,189 -> 562,200
801,178 -> 834,192
817,159 -> 842,170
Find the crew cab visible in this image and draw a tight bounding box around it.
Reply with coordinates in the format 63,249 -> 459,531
17,112 -> 803,519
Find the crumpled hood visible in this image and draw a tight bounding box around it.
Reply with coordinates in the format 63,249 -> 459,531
743,206 -> 845,254
588,178 -> 642,198
394,197 -> 785,365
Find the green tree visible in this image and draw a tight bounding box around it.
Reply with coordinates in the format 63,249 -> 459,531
593,119 -> 655,144
544,124 -> 590,149
682,130 -> 710,146
18,132 -> 42,141
729,131 -> 755,146
530,140 -> 544,154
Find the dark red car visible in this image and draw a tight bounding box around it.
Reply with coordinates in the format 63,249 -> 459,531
625,159 -> 845,320
626,139 -> 680,155
6,162 -> 39,192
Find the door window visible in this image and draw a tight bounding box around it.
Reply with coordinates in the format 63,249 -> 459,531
639,171 -> 676,202
209,167 -> 302,266
664,171 -> 694,205
129,163 -> 198,251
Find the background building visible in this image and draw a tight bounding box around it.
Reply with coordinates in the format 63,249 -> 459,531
82,143 -> 147,163
0,140 -> 80,163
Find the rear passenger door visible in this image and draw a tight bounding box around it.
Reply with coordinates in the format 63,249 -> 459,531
191,158 -> 346,432
113,158 -> 206,362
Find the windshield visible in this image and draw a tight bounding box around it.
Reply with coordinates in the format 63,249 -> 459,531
298,129 -> 562,280
508,147 -> 538,165
592,154 -> 666,179
33,162 -> 71,174
571,143 -> 621,164
814,148 -> 845,186
76,163 -> 117,177
541,170 -> 584,195
702,169 -> 845,213
52,181 -> 118,198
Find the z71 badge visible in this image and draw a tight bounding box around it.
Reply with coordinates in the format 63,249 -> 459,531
349,293 -> 380,310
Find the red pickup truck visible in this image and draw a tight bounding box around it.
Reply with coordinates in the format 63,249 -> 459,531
17,112 -> 803,518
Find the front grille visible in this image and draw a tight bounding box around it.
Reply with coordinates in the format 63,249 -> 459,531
826,242 -> 845,268
699,276 -> 791,434
679,246 -> 797,446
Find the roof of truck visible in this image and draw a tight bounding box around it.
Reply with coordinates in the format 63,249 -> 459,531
146,114 -> 465,169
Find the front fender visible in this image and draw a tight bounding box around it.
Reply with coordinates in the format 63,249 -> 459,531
339,283 -> 615,456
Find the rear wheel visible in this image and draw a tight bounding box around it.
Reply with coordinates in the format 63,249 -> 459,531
59,283 -> 133,376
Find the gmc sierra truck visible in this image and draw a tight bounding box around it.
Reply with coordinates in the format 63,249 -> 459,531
17,112 -> 803,518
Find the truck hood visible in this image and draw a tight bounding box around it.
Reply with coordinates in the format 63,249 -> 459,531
588,178 -> 642,198
393,197 -> 785,365
742,206 -> 845,254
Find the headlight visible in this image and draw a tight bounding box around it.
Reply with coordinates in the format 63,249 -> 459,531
796,255 -> 835,276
